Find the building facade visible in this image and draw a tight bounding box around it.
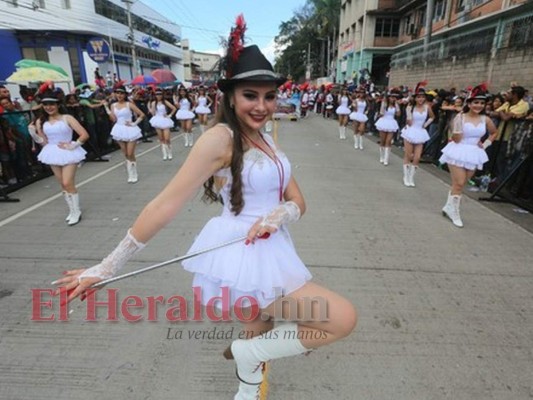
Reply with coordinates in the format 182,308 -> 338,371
337,0 -> 533,91
189,50 -> 220,85
0,0 -> 183,91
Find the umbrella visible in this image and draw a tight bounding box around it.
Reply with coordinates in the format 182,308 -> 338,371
15,59 -> 68,77
5,67 -> 70,84
151,69 -> 176,84
130,74 -> 159,86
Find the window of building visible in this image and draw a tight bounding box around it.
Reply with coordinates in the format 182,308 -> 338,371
403,15 -> 411,35
433,0 -> 447,21
375,18 -> 400,37
61,0 -> 71,9
37,0 -> 45,8
471,0 -> 488,6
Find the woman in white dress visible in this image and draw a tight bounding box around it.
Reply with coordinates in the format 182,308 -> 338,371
335,87 -> 351,139
104,86 -> 145,183
439,85 -> 497,227
34,91 -> 89,225
194,86 -> 212,133
375,90 -> 401,162
349,87 -> 369,149
149,89 -> 177,161
54,22 -> 356,400
400,83 -> 435,186
174,86 -> 196,147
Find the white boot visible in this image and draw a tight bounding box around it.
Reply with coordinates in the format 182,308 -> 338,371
184,133 -> 189,147
383,147 -> 390,166
200,124 -> 206,134
442,192 -> 464,228
129,161 -> 138,183
166,144 -> 173,160
358,135 -> 364,150
188,132 -> 194,147
161,144 -> 168,160
379,147 -> 384,163
408,165 -> 417,187
339,126 -> 346,140
126,160 -> 133,183
67,192 -> 82,226
403,164 -> 410,186
63,191 -> 73,221
227,323 -> 308,400
353,135 -> 359,149
265,120 -> 273,133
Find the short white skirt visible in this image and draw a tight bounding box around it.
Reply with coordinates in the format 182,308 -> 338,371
149,115 -> 174,129
401,126 -> 430,144
37,144 -> 86,166
375,117 -> 399,133
439,142 -> 488,171
349,112 -> 368,123
176,110 -> 195,120
111,124 -> 142,142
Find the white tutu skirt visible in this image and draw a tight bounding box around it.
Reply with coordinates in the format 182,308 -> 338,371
111,124 -> 142,142
37,144 -> 86,166
375,117 -> 399,132
439,142 -> 488,170
149,115 -> 174,129
194,105 -> 211,115
349,112 -> 368,123
176,110 -> 195,120
401,126 -> 430,144
336,105 -> 351,115
182,216 -> 312,309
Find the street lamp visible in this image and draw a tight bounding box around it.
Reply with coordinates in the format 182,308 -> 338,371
122,0 -> 139,76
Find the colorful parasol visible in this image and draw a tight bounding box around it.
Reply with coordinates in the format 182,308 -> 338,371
14,59 -> 69,77
151,69 -> 177,84
6,67 -> 70,84
130,74 -> 159,86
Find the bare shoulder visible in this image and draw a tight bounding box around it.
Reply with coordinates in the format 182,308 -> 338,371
193,124 -> 233,164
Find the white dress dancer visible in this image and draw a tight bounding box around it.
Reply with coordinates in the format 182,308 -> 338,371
38,117 -> 87,166
149,103 -> 174,130
176,98 -> 196,147
110,103 -> 143,142
349,100 -> 368,123
194,96 -> 211,115
335,95 -> 351,139
182,128 -> 312,306
375,106 -> 399,133
349,100 -> 368,149
401,106 -> 430,145
439,115 -> 489,171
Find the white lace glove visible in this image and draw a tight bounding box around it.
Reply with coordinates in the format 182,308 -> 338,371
482,139 -> 492,149
59,139 -> 83,150
28,125 -> 44,144
78,230 -> 145,281
423,118 -> 434,129
260,201 -> 301,230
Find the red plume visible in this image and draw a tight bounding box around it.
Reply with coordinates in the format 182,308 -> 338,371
414,80 -> 428,94
469,81 -> 489,99
38,80 -> 54,95
224,14 -> 247,77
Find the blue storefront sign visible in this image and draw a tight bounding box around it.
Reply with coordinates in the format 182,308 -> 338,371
86,37 -> 111,63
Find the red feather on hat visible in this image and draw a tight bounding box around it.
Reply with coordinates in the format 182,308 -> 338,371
225,14 -> 247,78
38,81 -> 54,95
414,80 -> 428,94
469,82 -> 489,99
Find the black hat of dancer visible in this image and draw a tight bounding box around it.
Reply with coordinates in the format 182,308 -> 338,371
114,85 -> 127,93
388,88 -> 402,98
414,80 -> 428,95
466,83 -> 488,102
40,89 -> 60,103
217,15 -> 286,92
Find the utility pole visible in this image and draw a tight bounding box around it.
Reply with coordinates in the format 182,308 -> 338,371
424,0 -> 435,60
306,42 -> 311,80
122,0 -> 139,76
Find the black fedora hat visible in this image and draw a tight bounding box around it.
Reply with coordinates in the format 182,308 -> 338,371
217,45 -> 286,92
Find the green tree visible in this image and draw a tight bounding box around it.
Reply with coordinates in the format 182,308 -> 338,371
274,0 -> 340,82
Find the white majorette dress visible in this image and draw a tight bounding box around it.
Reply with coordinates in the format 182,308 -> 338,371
176,98 -> 195,120
375,105 -> 399,132
37,116 -> 86,166
401,106 -> 430,144
439,114 -> 489,170
349,100 -> 368,122
110,103 -> 142,142
149,103 -> 174,129
335,95 -> 351,115
194,96 -> 211,115
182,124 -> 312,309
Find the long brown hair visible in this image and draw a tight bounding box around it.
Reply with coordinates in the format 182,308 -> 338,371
202,86 -> 245,215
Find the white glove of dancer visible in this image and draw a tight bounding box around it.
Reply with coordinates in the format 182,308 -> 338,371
59,139 -> 84,150
260,201 -> 301,230
28,125 -> 44,144
78,229 -> 145,281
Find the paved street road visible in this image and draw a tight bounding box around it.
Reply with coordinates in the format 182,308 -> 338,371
1,114 -> 532,399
